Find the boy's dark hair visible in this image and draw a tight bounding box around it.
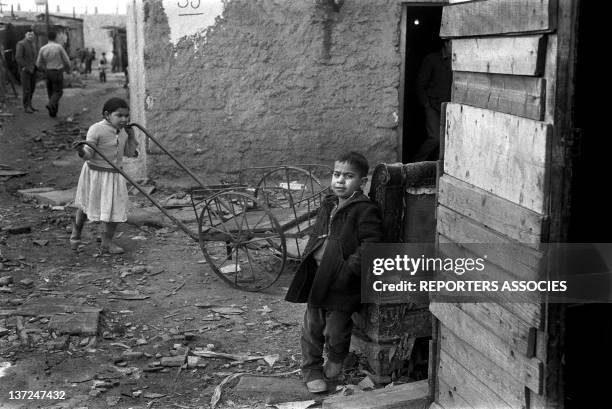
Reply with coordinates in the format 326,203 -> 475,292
336,151 -> 369,177
102,98 -> 129,115
47,31 -> 57,41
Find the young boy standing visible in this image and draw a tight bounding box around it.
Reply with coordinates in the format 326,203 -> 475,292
285,151 -> 383,393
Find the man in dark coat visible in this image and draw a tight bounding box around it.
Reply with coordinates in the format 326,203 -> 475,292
285,152 -> 383,393
15,29 -> 38,113
412,39 -> 452,161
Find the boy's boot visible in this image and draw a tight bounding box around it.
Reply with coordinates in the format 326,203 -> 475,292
306,378 -> 327,393
324,360 -> 343,380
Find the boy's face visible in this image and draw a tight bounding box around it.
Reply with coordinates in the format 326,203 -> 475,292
331,161 -> 366,199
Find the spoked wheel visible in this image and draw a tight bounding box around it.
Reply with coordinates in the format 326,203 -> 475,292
253,166 -> 329,259
197,191 -> 287,291
253,166 -> 327,209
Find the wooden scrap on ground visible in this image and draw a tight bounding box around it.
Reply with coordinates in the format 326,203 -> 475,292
322,379 -> 429,409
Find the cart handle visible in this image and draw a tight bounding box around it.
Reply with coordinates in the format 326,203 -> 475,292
73,140 -> 199,242
126,122 -> 207,189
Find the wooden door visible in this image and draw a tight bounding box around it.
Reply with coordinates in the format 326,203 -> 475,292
430,0 -> 578,408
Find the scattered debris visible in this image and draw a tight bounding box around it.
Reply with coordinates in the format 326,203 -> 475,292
211,372 -> 245,409
358,375 -> 376,391
160,356 -> 185,367
108,290 -> 149,300
143,392 -> 166,399
0,276 -> 13,286
0,168 -> 27,177
263,354 -> 280,367
47,311 -> 100,336
219,265 -> 241,275
121,351 -> 145,361
271,400 -> 317,409
165,281 -> 186,297
4,224 -> 32,235
211,307 -> 244,315
17,187 -> 77,206
105,396 -> 121,406
15,316 -> 29,345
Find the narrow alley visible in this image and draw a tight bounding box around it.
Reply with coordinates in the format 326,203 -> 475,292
0,74 -> 320,409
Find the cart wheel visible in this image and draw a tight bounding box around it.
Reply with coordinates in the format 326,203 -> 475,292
254,166 -> 329,259
198,191 -> 287,291
253,166 -> 327,209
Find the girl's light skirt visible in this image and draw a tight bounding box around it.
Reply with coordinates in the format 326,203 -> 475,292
74,163 -> 128,222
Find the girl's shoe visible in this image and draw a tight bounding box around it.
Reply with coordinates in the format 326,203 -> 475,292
69,238 -> 81,250
100,243 -> 124,254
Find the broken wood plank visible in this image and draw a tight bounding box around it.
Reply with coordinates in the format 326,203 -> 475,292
234,376 -> 315,404
444,103 -> 552,213
430,302 -> 542,393
441,0 -> 557,37
322,379 -> 429,409
438,174 -> 547,245
452,72 -> 545,121
440,323 -> 528,409
452,36 -> 547,76
439,350 -> 513,409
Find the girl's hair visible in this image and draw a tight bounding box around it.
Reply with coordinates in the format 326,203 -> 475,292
102,98 -> 129,115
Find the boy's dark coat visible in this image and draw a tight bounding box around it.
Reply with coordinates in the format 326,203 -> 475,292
285,192 -> 383,312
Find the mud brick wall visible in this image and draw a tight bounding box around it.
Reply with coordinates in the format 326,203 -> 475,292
141,0 -> 401,179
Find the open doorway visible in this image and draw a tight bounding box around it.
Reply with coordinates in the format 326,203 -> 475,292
399,4 -> 446,163
564,0 -> 612,407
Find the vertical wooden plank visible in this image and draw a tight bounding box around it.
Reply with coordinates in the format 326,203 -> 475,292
544,0 -> 581,406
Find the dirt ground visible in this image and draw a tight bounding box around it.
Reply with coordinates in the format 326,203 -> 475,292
0,74 -> 312,409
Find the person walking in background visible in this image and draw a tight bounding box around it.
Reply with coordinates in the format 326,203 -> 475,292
84,48 -> 93,74
35,31 -> 71,118
99,53 -> 108,83
412,39 -> 452,162
89,48 -> 96,73
15,29 -> 38,114
0,46 -> 8,113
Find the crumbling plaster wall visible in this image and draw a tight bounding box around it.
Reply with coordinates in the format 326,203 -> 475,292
143,0 -> 401,179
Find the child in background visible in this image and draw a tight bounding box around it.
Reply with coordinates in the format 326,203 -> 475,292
71,98 -> 138,254
285,151 -> 383,393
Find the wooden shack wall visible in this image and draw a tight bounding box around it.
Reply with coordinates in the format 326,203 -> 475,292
430,0 -> 563,408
